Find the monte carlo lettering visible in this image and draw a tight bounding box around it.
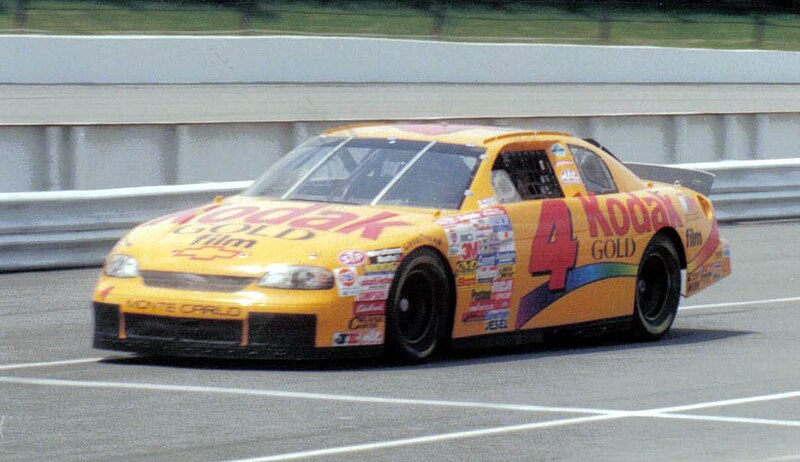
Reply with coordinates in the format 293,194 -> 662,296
578,193 -> 683,238
165,203 -> 411,241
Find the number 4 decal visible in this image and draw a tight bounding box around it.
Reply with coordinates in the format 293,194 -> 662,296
529,200 -> 578,291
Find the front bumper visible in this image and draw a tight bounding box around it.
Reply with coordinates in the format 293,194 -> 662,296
93,303 -> 382,360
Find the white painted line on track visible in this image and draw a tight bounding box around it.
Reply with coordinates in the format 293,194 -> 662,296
764,455 -> 800,461
682,296 -> 800,311
650,413 -> 800,428
0,376 -> 623,416
0,357 -> 102,371
646,390 -> 800,414
3,374 -> 800,461
210,387 -> 800,462
217,414 -> 621,462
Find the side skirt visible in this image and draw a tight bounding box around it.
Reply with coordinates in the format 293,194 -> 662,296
449,316 -> 633,351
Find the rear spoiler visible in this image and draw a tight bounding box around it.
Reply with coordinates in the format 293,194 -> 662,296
625,162 -> 715,196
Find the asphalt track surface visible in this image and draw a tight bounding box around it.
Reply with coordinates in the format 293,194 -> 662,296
3,83 -> 800,125
1,221 -> 799,461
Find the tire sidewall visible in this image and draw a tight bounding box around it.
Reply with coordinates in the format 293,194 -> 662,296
385,250 -> 449,361
634,235 -> 681,338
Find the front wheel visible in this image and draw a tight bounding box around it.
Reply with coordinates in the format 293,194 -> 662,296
385,248 -> 451,362
631,234 -> 681,340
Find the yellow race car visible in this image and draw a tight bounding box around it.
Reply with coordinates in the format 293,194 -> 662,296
93,123 -> 731,361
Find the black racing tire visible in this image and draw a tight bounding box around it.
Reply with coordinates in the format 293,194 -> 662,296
630,234 -> 681,340
385,248 -> 451,362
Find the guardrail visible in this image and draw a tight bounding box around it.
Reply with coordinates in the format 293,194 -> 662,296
681,159 -> 800,222
0,182 -> 249,272
0,160 -> 796,272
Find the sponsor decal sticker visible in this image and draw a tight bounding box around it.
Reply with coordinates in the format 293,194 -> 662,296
338,250 -> 366,266
354,301 -> 386,316
334,267 -> 358,297
477,197 -> 499,208
332,329 -> 383,346
456,259 -> 478,273
364,262 -> 400,273
348,315 -> 385,330
551,143 -> 566,157
356,274 -> 393,294
356,288 -> 391,302
477,266 -> 499,283
559,168 -> 581,185
457,274 -> 477,287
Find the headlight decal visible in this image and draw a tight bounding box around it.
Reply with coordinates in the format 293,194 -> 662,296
103,254 -> 140,278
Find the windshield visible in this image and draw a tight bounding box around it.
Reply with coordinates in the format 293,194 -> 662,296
244,137 -> 484,210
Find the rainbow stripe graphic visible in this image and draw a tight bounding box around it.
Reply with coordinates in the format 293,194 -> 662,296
515,262 -> 638,329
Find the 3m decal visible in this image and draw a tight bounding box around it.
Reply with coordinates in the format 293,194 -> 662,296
514,262 -> 638,329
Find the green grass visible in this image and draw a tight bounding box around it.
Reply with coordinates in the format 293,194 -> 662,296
1,1 -> 800,50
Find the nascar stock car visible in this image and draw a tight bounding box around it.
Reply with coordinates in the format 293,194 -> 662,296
93,123 -> 731,361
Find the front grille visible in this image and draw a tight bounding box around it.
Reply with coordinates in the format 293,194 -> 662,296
94,303 -> 120,335
249,313 -> 316,348
141,271 -> 256,292
125,314 -> 242,344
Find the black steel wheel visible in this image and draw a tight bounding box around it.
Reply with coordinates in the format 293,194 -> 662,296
385,248 -> 451,362
631,234 -> 681,340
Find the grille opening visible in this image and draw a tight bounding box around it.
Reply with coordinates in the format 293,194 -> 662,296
94,303 -> 120,336
125,314 -> 242,344
249,313 -> 316,348
141,271 -> 256,292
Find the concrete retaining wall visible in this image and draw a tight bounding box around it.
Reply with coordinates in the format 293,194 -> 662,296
3,35 -> 800,84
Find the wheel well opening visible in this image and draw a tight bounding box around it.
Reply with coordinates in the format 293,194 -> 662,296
654,227 -> 687,269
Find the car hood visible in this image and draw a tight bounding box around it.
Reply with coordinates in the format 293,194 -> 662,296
118,196 -> 448,277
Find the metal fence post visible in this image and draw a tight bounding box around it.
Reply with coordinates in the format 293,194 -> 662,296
753,15 -> 767,49
13,0 -> 27,29
599,9 -> 612,45
431,0 -> 446,38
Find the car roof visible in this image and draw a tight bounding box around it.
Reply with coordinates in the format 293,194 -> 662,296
324,123 -> 572,147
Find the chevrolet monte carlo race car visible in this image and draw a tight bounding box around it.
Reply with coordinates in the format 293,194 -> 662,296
93,123 -> 731,361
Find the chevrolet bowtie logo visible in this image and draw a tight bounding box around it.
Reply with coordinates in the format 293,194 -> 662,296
172,246 -> 245,261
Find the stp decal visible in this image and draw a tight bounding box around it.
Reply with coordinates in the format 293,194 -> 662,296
338,250 -> 366,266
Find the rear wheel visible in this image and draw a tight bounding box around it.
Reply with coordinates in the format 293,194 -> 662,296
385,248 -> 450,362
631,234 -> 681,340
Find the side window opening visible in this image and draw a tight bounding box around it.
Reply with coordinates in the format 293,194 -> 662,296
491,150 -> 563,202
569,145 -> 618,195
